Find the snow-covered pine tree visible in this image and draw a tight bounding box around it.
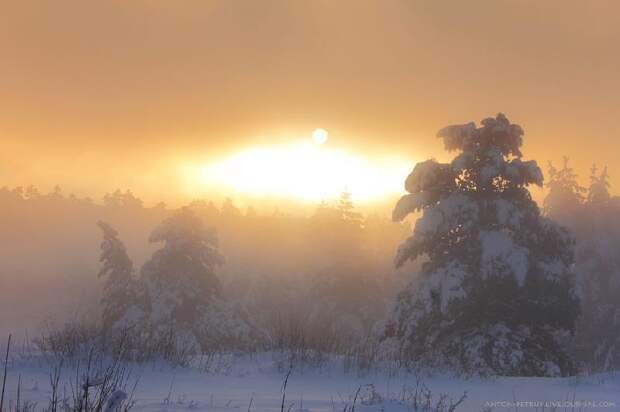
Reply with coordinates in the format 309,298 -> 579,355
385,113 -> 579,377
141,208 -> 223,350
141,208 -> 251,352
97,221 -> 139,332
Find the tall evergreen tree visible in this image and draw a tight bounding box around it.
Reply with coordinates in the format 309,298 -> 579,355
385,114 -> 579,376
544,157 -> 585,224
97,221 -> 137,332
337,191 -> 363,224
587,164 -> 611,205
141,208 -> 224,349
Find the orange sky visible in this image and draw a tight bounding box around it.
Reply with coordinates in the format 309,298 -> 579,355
1,0 -> 619,207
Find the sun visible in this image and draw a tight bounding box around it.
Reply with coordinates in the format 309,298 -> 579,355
193,133 -> 412,203
312,128 -> 329,145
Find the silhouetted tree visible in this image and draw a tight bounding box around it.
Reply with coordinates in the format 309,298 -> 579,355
337,191 -> 362,224
103,189 -> 143,209
544,157 -> 585,224
587,164 -> 611,205
24,185 -> 41,200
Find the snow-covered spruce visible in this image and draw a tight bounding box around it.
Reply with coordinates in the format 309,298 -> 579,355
384,113 -> 579,377
97,221 -> 143,334
140,208 -> 253,354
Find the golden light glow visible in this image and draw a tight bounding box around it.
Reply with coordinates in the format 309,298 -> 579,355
196,137 -> 411,203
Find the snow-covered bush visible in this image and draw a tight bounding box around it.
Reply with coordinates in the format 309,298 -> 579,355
385,113 -> 579,376
34,320 -> 102,360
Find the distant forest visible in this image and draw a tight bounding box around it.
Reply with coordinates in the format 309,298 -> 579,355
0,187 -> 411,341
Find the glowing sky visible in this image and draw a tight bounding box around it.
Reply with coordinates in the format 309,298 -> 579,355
1,1 -> 619,206
192,131 -> 412,202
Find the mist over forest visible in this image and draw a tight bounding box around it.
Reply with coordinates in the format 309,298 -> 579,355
0,187 -> 412,342
1,116 -> 619,375
2,114 -> 620,412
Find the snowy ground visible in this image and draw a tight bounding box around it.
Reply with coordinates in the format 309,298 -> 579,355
2,353 -> 619,412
